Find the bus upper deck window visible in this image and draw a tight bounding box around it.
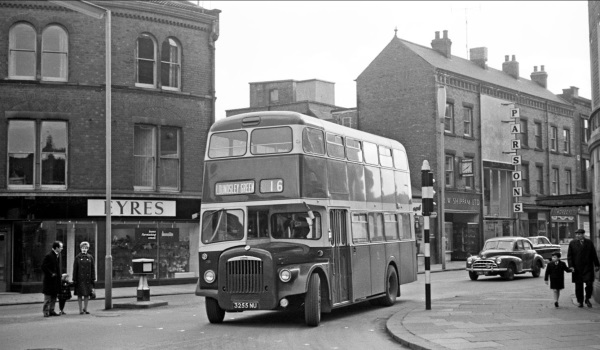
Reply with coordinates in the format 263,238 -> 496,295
392,149 -> 408,170
379,146 -> 393,168
251,127 -> 293,154
346,138 -> 363,162
208,131 -> 247,158
302,128 -> 325,155
363,142 -> 378,165
326,133 -> 345,158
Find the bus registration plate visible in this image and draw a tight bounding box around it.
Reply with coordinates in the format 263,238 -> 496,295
233,301 -> 259,309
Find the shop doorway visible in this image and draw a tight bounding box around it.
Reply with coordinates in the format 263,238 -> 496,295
0,228 -> 8,292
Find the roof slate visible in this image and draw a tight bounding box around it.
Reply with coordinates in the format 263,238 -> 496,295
397,37 -> 567,105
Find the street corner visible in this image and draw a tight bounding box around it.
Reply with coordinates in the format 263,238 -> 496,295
385,301 -> 449,350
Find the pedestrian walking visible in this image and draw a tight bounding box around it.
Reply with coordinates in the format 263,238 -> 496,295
567,229 -> 600,308
58,273 -> 73,315
41,240 -> 63,317
73,241 -> 96,315
544,252 -> 572,307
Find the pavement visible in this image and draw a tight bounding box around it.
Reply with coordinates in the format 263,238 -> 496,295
2,261 -> 600,350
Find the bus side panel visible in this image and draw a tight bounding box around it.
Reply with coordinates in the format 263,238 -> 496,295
351,244 -> 371,300
399,241 -> 417,284
369,243 -> 386,295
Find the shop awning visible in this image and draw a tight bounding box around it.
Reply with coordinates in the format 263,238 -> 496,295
535,192 -> 592,207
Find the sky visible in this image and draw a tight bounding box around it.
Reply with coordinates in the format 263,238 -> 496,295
198,1 -> 590,120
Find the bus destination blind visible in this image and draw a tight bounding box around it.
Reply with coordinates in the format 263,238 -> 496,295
215,180 -> 255,195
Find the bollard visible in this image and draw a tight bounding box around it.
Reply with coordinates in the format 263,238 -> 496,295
421,160 -> 434,310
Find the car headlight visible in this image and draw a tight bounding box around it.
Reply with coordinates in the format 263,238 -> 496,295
204,270 -> 216,284
495,257 -> 502,264
279,269 -> 292,283
467,256 -> 477,264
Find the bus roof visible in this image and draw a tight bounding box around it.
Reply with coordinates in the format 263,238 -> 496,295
211,111 -> 406,153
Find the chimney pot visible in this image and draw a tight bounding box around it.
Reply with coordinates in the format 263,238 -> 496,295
443,30 -> 448,39
431,30 -> 452,58
512,55 -> 516,61
530,64 -> 548,88
435,31 -> 440,39
533,66 -> 538,72
505,55 -> 509,62
503,55 -> 519,79
541,65 -> 545,72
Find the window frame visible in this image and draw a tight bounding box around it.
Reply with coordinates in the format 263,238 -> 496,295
551,167 -> 559,195
135,33 -> 157,88
7,120 -> 36,189
41,25 -> 68,82
565,169 -> 572,195
39,121 -> 68,189
536,165 -> 544,194
519,119 -> 528,147
463,107 -> 473,137
445,154 -> 455,188
550,126 -> 558,151
534,122 -> 543,149
563,128 -> 570,154
158,126 -> 181,192
521,162 -> 530,194
8,22 -> 37,80
134,125 -> 157,191
160,37 -> 181,91
444,102 -> 455,134
134,124 -> 182,192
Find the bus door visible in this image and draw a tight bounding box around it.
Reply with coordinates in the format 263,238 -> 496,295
329,209 -> 350,304
350,213 -> 371,300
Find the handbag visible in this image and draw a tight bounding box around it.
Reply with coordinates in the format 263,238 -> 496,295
90,289 -> 96,299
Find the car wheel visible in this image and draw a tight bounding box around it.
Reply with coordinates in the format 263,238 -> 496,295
468,271 -> 479,281
531,261 -> 542,278
502,264 -> 515,281
205,297 -> 225,324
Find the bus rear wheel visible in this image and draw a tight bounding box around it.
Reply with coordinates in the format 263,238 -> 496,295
304,273 -> 321,327
205,297 -> 225,324
378,265 -> 398,306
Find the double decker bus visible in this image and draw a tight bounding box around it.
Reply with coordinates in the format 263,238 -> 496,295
196,111 -> 417,326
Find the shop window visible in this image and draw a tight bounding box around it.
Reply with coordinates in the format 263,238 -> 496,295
136,33 -> 157,88
8,120 -> 67,189
134,125 -> 180,191
9,22 -> 36,80
160,38 -> 181,91
41,25 -> 68,81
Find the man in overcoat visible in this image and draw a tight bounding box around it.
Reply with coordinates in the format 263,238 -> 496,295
567,229 -> 600,308
41,241 -> 63,317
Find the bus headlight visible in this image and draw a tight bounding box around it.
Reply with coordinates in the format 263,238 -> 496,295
279,269 -> 292,283
204,270 -> 216,284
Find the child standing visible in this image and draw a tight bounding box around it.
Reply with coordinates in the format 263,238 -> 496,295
58,273 -> 73,315
544,252 -> 572,307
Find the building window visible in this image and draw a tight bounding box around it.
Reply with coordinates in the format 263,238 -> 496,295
565,170 -> 572,195
563,129 -> 570,154
536,165 -> 544,194
582,118 -> 590,143
519,119 -> 528,147
534,122 -> 542,149
8,120 -> 67,189
521,162 -> 530,194
550,126 -> 558,151
551,168 -> 559,195
41,25 -> 68,81
463,107 -> 473,137
341,117 -> 352,128
444,103 -> 454,134
134,125 -> 180,191
582,159 -> 589,190
160,38 -> 181,91
9,23 -> 37,80
269,89 -> 279,104
464,157 -> 474,189
136,34 -> 156,87
445,154 -> 455,187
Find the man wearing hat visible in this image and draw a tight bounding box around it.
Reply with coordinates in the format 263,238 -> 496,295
567,229 -> 600,307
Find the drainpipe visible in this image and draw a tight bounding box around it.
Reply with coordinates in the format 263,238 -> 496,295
210,18 -> 219,123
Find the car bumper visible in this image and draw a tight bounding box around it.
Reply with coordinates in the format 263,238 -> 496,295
467,267 -> 508,273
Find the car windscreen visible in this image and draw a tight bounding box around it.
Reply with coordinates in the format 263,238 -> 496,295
483,240 -> 514,251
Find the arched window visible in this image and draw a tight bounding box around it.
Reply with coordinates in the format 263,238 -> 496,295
136,33 -> 156,87
9,23 -> 36,79
42,25 -> 68,81
161,38 -> 181,90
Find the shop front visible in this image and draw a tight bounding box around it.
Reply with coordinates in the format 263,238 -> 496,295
0,196 -> 200,293
444,191 -> 481,261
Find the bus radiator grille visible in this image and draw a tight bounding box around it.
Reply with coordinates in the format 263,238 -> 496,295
226,259 -> 264,293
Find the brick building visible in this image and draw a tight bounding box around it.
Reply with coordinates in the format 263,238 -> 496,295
357,30 -> 581,263
226,78 -> 357,125
0,0 -> 219,292
586,0 -> 600,303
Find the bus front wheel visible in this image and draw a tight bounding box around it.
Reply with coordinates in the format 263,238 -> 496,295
205,297 -> 225,323
304,273 -> 321,327
378,265 -> 399,306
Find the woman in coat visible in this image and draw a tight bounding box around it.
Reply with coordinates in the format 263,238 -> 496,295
73,241 -> 96,314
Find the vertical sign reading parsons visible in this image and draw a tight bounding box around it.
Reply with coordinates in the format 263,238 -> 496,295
87,199 -> 176,216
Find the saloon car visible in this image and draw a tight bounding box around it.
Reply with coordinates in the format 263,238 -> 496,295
528,236 -> 561,260
466,237 -> 545,281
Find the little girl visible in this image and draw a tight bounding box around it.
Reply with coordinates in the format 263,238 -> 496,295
58,273 -> 73,315
544,252 -> 572,307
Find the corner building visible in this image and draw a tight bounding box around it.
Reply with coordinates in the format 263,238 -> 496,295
358,30 -> 580,263
0,0 -> 219,292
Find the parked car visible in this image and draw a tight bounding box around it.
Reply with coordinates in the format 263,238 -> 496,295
527,236 -> 561,261
466,237 -> 545,281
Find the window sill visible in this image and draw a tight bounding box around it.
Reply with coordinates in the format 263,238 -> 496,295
534,147 -> 544,152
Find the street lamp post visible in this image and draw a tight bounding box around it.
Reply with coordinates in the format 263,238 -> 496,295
49,0 -> 113,309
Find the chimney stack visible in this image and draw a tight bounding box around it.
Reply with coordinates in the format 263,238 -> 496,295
431,30 -> 452,58
561,86 -> 579,98
469,47 -> 488,69
530,65 -> 548,88
502,55 -> 519,79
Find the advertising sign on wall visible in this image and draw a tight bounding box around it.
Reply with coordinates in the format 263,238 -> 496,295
87,199 -> 176,216
135,228 -> 180,243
